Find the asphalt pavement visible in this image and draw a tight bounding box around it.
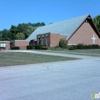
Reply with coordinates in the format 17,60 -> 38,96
0,50 -> 100,100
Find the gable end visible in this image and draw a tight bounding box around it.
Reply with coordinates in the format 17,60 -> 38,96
67,15 -> 100,41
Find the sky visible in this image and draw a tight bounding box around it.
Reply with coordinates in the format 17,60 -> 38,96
0,0 -> 100,30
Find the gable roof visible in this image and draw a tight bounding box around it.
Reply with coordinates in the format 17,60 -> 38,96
26,14 -> 100,41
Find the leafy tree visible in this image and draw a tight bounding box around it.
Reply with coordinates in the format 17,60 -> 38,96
41,22 -> 45,26
24,26 -> 37,38
1,29 -> 11,41
33,22 -> 45,27
16,32 -> 25,40
17,23 -> 28,38
0,31 -> 2,36
0,36 -> 2,40
59,38 -> 67,48
93,15 -> 100,32
0,22 -> 45,40
17,23 -> 28,32
10,25 -> 19,40
17,22 -> 45,38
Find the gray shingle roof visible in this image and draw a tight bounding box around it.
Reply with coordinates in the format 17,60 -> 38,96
26,14 -> 89,41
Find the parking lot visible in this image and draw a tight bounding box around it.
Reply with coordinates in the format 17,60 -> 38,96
0,50 -> 100,100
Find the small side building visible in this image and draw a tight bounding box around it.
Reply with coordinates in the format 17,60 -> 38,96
10,40 -> 29,50
0,41 -> 10,50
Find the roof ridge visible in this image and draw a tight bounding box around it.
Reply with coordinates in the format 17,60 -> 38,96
26,14 -> 90,41
38,14 -> 90,28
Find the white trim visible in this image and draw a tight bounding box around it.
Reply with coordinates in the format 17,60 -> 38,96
91,34 -> 97,44
0,41 -> 10,42
68,44 -> 77,45
14,40 -> 27,41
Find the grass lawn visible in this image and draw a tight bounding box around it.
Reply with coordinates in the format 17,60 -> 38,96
0,52 -> 77,67
45,49 -> 100,56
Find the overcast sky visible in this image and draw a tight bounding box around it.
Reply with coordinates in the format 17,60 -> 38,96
0,0 -> 100,30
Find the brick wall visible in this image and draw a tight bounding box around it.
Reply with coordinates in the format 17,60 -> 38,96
0,41 -> 10,50
37,33 -> 50,46
50,33 -> 66,47
14,40 -> 29,50
68,21 -> 100,45
37,33 -> 66,47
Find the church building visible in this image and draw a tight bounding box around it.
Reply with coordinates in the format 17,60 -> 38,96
26,14 -> 100,47
0,14 -> 100,50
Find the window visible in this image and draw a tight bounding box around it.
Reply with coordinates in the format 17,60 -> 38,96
38,38 -> 41,44
46,36 -> 48,46
0,44 -> 6,47
41,37 -> 44,45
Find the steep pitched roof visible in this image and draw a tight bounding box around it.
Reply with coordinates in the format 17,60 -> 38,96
26,14 -> 91,41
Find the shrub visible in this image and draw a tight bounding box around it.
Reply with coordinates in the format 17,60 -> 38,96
91,44 -> 99,49
0,47 -> 5,50
76,44 -> 100,49
83,45 -> 88,49
67,45 -> 76,50
41,46 -> 48,50
35,44 -> 46,50
49,46 -> 63,50
71,45 -> 77,49
11,46 -> 20,50
77,43 -> 85,49
87,45 -> 92,49
27,45 -> 35,50
59,38 -> 67,49
86,44 -> 100,49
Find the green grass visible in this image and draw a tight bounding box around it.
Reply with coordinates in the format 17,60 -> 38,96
46,49 -> 100,57
0,52 -> 77,67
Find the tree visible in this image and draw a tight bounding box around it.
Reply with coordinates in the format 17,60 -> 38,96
1,29 -> 11,41
10,25 -> 19,40
24,26 -> 37,38
59,38 -> 67,48
41,22 -> 45,26
17,23 -> 28,32
0,36 -> 2,40
93,15 -> 100,32
0,31 -> 2,36
16,32 -> 25,40
0,22 -> 46,40
0,31 -> 3,40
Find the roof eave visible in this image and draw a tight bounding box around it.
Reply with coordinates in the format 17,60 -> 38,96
67,14 -> 100,41
67,14 -> 90,41
89,17 -> 100,38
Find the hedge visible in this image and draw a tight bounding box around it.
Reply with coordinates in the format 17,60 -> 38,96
87,44 -> 100,49
35,44 -> 47,50
41,46 -> 48,50
26,45 -> 35,50
11,46 -> 20,50
67,45 -> 75,50
0,47 -> 5,49
67,44 -> 100,50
